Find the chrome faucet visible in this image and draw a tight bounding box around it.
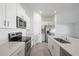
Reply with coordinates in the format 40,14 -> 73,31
65,35 -> 67,40
61,35 -> 67,40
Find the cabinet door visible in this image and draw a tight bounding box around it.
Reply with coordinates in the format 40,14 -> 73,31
0,4 -> 3,28
48,37 -> 60,56
53,40 -> 60,56
48,37 -> 55,56
6,3 -> 16,28
0,3 -> 6,28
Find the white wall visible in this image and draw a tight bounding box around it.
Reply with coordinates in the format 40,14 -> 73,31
33,12 -> 42,42
31,12 -> 42,46
55,21 -> 79,39
33,12 -> 41,35
55,24 -> 75,37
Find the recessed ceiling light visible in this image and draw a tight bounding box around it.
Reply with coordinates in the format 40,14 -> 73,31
54,11 -> 56,14
40,11 -> 42,14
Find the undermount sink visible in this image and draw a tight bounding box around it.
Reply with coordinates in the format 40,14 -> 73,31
54,38 -> 70,43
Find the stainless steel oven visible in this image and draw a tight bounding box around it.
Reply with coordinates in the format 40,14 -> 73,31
16,16 -> 26,29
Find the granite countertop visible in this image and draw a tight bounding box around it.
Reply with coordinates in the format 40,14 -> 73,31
48,35 -> 79,56
0,41 -> 25,56
0,36 -> 31,56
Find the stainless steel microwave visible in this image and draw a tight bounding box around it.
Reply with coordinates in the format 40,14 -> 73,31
16,16 -> 26,29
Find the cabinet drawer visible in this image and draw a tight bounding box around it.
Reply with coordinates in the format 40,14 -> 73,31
53,41 -> 60,56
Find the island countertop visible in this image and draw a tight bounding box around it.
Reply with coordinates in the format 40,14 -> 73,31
9,42 -> 25,56
0,41 -> 25,56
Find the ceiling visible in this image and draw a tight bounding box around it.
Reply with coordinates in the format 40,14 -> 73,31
21,3 -> 79,24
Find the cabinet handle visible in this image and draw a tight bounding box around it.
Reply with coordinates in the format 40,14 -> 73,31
4,20 -> 9,27
7,21 -> 9,27
4,20 -> 6,26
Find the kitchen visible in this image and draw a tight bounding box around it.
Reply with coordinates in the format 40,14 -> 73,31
0,3 -> 79,56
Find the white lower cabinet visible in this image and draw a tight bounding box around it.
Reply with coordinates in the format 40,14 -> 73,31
11,45 -> 25,56
48,36 -> 60,56
53,40 -> 60,56
48,37 -> 54,56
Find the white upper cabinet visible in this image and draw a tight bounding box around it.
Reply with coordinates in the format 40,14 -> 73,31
0,3 -> 17,28
0,4 -> 6,28
0,4 -> 3,28
0,3 -> 30,29
6,3 -> 17,28
16,4 -> 25,18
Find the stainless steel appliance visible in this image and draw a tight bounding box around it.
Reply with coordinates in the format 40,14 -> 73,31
8,32 -> 31,56
22,36 -> 31,56
16,16 -> 26,29
44,25 -> 48,43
